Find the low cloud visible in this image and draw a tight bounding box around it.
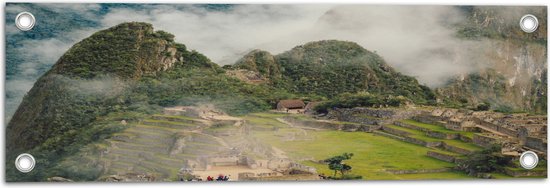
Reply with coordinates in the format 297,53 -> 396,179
99,5 -> 332,65
99,5 -> 492,87
7,4 -> 534,117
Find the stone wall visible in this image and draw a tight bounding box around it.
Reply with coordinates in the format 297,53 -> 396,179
441,142 -> 472,155
327,107 -> 422,125
267,158 -> 293,170
403,137 -> 442,147
341,122 -> 371,132
373,131 -> 406,140
205,155 -> 240,169
282,116 -> 340,130
458,134 -> 473,143
394,121 -> 430,132
427,151 -> 457,163
472,117 -> 517,138
403,137 -> 428,146
381,126 -> 411,137
504,168 -> 547,177
473,134 -> 501,148
525,137 -> 547,152
151,115 -> 198,124
426,131 -> 459,139
288,162 -> 317,174
413,116 -> 446,126
445,122 -> 462,131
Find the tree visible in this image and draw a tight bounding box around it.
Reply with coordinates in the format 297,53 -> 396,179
475,102 -> 491,111
323,153 -> 354,177
457,145 -> 512,176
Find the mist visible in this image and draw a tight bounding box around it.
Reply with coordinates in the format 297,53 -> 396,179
98,5 -> 495,87
6,4 -> 532,118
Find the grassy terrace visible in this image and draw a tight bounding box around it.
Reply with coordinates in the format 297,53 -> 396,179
386,124 -> 439,141
400,120 -> 457,133
429,149 -> 460,156
248,112 -> 290,118
132,124 -> 183,133
152,114 -> 197,121
98,113 -> 222,180
444,139 -> 482,151
242,114 -> 288,128
207,124 -> 236,130
244,112 -> 474,180
143,119 -> 196,127
256,130 -> 471,180
399,120 -> 475,139
385,124 -> 482,152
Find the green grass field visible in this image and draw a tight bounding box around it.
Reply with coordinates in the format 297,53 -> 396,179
243,112 -> 535,180
254,129 -> 473,180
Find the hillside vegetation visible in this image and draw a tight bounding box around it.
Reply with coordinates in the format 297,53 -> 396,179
232,40 -> 436,107
5,22 -> 286,181
5,9 -> 547,180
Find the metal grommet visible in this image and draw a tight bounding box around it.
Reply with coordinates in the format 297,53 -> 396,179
15,12 -> 36,31
15,153 -> 36,173
519,151 -> 538,169
519,14 -> 538,33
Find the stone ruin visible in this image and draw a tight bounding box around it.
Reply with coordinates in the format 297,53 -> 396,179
178,152 -> 317,181
417,108 -> 547,158
163,106 -> 318,181
101,173 -> 157,182
325,107 -> 425,127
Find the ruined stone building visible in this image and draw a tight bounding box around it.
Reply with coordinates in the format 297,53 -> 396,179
276,100 -> 306,111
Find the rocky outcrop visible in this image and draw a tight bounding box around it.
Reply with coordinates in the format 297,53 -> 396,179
437,7 -> 547,114
225,69 -> 266,84
233,50 -> 281,80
